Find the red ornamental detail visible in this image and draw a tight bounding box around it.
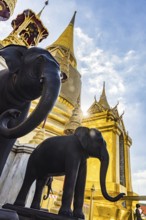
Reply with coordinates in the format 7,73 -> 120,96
11,9 -> 48,46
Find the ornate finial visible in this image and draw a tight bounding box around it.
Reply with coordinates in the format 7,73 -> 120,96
94,95 -> 97,102
37,0 -> 49,18
98,82 -> 110,110
64,95 -> 83,135
111,101 -> 119,111
45,0 -> 49,5
118,111 -> 125,121
102,81 -> 106,96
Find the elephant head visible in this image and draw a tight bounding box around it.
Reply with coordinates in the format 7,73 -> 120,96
75,127 -> 125,202
0,44 -> 61,138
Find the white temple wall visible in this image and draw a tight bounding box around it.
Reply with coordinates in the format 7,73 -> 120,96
0,144 -> 36,207
0,57 -> 7,70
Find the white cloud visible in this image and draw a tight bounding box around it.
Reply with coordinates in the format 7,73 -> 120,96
132,170 -> 146,195
124,50 -> 137,61
75,27 -> 93,44
75,27 -> 146,109
0,22 -> 12,40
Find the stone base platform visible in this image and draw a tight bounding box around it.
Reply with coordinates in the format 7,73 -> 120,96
0,208 -> 19,220
3,204 -> 82,220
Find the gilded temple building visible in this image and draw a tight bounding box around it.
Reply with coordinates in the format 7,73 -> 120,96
82,83 -> 133,219
0,2 -> 139,220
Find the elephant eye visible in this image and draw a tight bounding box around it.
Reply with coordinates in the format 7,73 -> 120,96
13,74 -> 17,84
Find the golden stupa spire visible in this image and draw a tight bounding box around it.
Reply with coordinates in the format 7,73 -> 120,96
50,11 -> 77,58
98,82 -> 110,110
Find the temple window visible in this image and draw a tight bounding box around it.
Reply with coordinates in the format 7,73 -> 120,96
119,134 -> 126,186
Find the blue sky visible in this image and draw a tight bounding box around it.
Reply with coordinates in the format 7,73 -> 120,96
0,0 -> 146,196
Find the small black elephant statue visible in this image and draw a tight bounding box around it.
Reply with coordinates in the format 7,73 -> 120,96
0,44 -> 61,175
14,127 -> 125,219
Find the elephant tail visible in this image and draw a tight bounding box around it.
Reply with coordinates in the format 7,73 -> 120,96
43,177 -> 53,200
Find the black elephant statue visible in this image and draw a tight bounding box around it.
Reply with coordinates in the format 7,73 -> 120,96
0,44 -> 61,175
14,127 -> 125,219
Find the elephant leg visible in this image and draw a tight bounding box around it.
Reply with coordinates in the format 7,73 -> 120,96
59,162 -> 80,217
73,160 -> 87,219
14,170 -> 35,207
31,177 -> 47,210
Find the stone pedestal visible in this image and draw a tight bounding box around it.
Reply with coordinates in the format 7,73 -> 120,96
3,204 -> 82,220
0,144 -> 35,207
0,208 -> 19,220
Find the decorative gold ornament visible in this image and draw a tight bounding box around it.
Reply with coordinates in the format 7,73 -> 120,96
64,96 -> 83,135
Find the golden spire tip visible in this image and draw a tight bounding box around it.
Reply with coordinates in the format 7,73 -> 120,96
103,81 -> 105,89
70,11 -> 77,25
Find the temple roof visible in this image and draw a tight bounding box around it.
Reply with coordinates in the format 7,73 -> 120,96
87,82 -> 110,115
98,82 -> 110,109
86,82 -> 125,123
87,96 -> 104,115
47,11 -> 76,58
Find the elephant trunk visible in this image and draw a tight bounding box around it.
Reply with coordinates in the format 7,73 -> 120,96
100,151 -> 125,202
0,64 -> 61,138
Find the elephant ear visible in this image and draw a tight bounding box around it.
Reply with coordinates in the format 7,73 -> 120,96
0,44 -> 27,73
75,126 -> 90,149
